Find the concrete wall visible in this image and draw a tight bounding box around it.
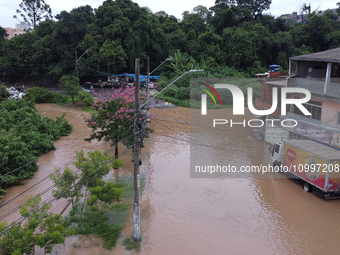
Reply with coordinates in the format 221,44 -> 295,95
321,100 -> 340,125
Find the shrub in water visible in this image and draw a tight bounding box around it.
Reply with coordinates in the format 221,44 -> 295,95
112,158 -> 124,169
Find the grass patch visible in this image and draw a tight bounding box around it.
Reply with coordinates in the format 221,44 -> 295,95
123,236 -> 141,251
79,106 -> 96,112
64,175 -> 145,250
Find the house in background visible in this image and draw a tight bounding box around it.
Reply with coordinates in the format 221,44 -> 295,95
282,48 -> 340,148
255,47 -> 340,147
4,22 -> 29,39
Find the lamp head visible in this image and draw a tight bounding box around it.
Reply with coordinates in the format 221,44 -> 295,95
188,69 -> 204,73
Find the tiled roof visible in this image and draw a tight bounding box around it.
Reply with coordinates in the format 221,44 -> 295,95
290,47 -> 340,62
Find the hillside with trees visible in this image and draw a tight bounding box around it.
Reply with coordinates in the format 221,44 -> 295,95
0,0 -> 340,83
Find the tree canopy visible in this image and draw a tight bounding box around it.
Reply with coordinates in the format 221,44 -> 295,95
0,1 -> 339,83
14,0 -> 53,30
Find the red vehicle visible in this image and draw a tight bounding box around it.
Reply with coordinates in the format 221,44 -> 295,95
270,139 -> 340,199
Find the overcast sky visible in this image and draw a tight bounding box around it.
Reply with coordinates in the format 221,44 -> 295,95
0,0 -> 338,28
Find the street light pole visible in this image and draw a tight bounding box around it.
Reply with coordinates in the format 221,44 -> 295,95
146,57 -> 150,110
76,50 -> 88,84
141,69 -> 204,109
133,58 -> 141,242
146,58 -> 171,114
149,58 -> 171,76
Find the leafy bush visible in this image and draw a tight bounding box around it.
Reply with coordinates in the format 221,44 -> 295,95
78,91 -> 94,106
163,85 -> 178,98
24,87 -> 50,103
0,85 -> 10,100
56,113 -> 73,136
0,100 -> 73,200
78,90 -> 90,101
112,158 -> 124,169
176,87 -> 190,100
50,91 -> 65,103
82,97 -> 94,106
123,236 -> 141,251
24,87 -> 67,104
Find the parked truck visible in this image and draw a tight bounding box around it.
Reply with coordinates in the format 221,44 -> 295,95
270,139 -> 340,199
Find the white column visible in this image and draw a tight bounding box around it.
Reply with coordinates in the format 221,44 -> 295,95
324,62 -> 332,95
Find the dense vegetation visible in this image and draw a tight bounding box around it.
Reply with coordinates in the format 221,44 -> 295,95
1,0 -> 340,85
0,196 -> 74,254
0,99 -> 73,200
51,150 -> 132,250
24,86 -> 66,103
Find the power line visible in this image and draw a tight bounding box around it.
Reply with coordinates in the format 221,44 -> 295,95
0,144 -> 133,237
0,133 -> 135,224
0,89 -> 147,226
150,117 -> 272,158
0,111 -> 139,216
0,128 -> 135,220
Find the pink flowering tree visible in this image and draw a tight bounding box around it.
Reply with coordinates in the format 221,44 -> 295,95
85,86 -> 151,158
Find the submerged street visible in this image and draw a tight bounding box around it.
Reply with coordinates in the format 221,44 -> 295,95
1,104 -> 340,254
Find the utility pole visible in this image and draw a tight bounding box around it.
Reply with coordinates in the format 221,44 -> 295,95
75,50 -> 79,81
133,58 -> 141,242
146,57 -> 150,116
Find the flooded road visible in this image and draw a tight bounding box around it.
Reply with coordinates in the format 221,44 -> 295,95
140,107 -> 340,255
2,104 -> 340,254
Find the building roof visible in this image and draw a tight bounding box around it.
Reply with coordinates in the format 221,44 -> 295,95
290,47 -> 340,63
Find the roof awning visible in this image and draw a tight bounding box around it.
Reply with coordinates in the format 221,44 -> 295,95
114,74 -> 160,82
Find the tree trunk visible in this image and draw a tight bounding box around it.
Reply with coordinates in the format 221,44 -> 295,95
115,136 -> 119,158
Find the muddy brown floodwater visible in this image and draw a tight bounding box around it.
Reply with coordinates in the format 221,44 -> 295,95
2,104 -> 340,255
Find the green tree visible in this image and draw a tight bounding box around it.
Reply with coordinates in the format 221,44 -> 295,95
50,150 -> 122,224
0,100 -> 72,201
215,0 -> 272,18
221,27 -> 257,70
14,0 -> 53,30
93,40 -> 127,74
289,23 -> 310,49
169,50 -> 191,73
180,11 -> 206,35
0,196 -> 74,254
197,26 -> 222,63
209,5 -> 252,35
308,14 -> 332,52
161,19 -> 187,53
0,26 -> 8,55
58,75 -> 81,104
